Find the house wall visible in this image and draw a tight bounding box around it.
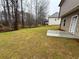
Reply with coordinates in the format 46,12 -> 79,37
60,0 -> 79,16
48,18 -> 61,25
61,10 -> 79,35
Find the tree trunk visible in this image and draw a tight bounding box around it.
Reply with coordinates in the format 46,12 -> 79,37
5,0 -> 11,27
21,0 -> 24,28
14,0 -> 18,30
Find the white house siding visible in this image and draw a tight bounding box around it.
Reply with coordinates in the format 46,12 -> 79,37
60,0 -> 79,17
48,18 -> 61,25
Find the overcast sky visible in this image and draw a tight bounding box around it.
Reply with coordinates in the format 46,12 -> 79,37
49,0 -> 61,15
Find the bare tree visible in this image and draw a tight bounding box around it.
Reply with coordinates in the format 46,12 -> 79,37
10,0 -> 19,30
21,0 -> 24,28
0,0 -> 48,32
31,0 -> 48,26
5,0 -> 12,27
13,0 -> 19,30
1,0 -> 9,26
35,0 -> 38,25
37,0 -> 48,25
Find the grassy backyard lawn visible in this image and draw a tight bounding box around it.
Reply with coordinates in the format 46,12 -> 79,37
0,26 -> 79,59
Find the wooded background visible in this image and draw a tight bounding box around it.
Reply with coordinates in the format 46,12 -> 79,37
0,0 -> 48,32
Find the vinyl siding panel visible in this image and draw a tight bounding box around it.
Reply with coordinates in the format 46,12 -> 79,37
60,0 -> 79,16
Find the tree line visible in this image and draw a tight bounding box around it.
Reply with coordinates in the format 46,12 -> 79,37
0,0 -> 48,32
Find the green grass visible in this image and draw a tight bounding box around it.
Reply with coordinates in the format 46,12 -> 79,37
0,25 -> 79,59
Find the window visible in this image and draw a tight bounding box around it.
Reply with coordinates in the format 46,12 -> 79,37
55,19 -> 56,21
63,18 -> 66,26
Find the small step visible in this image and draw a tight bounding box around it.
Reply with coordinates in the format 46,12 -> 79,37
47,30 -> 79,39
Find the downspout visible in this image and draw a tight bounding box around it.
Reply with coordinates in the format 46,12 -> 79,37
58,7 -> 62,30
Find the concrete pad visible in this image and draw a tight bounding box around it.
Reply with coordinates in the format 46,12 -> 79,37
47,30 -> 79,39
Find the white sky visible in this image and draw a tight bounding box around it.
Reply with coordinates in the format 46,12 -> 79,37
48,0 -> 61,15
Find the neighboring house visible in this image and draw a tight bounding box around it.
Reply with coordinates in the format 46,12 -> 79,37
48,12 -> 61,25
59,0 -> 79,36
